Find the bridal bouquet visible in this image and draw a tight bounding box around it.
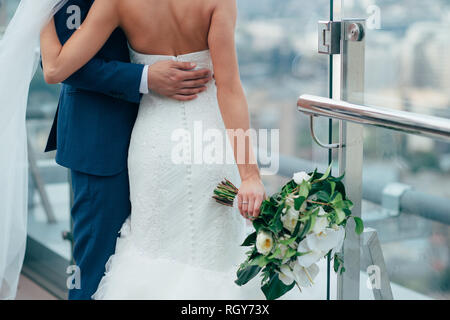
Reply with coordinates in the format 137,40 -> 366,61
213,165 -> 364,300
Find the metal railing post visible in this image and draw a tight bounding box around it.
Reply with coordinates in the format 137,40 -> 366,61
336,19 -> 366,300
27,138 -> 57,224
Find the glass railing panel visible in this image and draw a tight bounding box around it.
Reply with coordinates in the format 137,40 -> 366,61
360,127 -> 450,300
339,0 -> 450,300
342,0 -> 450,118
26,63 -> 69,261
237,0 -> 331,171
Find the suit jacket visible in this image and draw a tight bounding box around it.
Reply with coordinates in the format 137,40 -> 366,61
45,0 -> 145,176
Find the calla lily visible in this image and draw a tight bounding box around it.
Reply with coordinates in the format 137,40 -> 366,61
296,240 -> 325,267
294,262 -> 319,287
278,262 -> 319,287
306,226 -> 345,253
297,226 -> 345,267
278,265 -> 296,285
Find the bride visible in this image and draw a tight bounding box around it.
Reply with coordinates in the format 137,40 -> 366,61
40,0 -> 267,299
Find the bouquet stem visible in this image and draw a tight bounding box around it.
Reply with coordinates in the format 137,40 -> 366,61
212,179 -> 239,207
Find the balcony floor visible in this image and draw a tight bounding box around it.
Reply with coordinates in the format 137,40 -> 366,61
16,274 -> 57,300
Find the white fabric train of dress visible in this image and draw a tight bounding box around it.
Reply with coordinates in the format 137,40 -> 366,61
93,49 -> 329,300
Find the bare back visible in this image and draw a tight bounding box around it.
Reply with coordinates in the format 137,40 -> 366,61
118,0 -> 217,56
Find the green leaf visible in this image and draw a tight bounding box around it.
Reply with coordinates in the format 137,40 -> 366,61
316,163 -> 332,182
284,247 -> 300,259
344,200 -> 354,210
297,250 -> 312,257
297,216 -> 312,239
315,190 -> 331,203
235,265 -> 262,286
309,214 -> 317,234
294,196 -> 306,211
252,219 -> 265,233
268,247 -> 281,260
329,181 -> 336,196
249,255 -> 271,268
330,172 -> 345,182
334,181 -> 347,199
331,192 -> 343,204
241,232 -> 257,247
279,236 -> 297,246
298,180 -> 311,198
266,205 -> 284,234
261,273 -> 296,300
335,208 -> 346,224
333,252 -> 345,274
353,216 -> 364,235
292,216 -> 303,237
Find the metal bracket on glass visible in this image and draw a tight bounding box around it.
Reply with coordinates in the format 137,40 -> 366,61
309,116 -> 341,149
381,182 -> 412,217
344,22 -> 365,42
318,21 -> 341,55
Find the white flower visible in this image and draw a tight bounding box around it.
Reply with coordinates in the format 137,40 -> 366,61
294,262 -> 320,287
312,216 -> 329,235
280,207 -> 299,233
297,226 -> 345,267
312,208 -> 329,234
318,207 -> 327,216
278,262 -> 320,287
256,230 -> 274,255
285,195 -> 295,207
278,265 -> 295,285
296,240 -> 325,267
293,171 -> 311,185
274,242 -> 288,260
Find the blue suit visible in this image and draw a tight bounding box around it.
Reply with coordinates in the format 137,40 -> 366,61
45,0 -> 145,299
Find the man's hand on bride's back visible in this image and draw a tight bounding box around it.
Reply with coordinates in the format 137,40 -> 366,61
148,60 -> 212,101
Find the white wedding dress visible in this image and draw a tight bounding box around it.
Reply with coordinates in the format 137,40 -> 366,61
92,48 -> 331,300
92,48 -> 265,300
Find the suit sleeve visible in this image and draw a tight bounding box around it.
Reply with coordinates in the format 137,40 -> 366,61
53,2 -> 144,104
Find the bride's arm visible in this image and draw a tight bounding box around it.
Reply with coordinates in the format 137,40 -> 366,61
40,0 -> 120,84
208,0 -> 265,220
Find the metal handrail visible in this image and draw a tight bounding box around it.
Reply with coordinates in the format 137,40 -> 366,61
297,94 -> 450,141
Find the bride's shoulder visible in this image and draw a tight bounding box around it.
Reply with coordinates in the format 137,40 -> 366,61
210,0 -> 237,12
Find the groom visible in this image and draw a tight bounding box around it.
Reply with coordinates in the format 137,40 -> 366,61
45,0 -> 212,300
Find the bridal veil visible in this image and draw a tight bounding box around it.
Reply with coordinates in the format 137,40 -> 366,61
0,0 -> 67,299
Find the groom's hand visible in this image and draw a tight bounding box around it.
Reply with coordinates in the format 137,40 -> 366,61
148,60 -> 212,101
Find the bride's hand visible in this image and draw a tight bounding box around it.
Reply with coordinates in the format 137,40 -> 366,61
238,176 -> 266,220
